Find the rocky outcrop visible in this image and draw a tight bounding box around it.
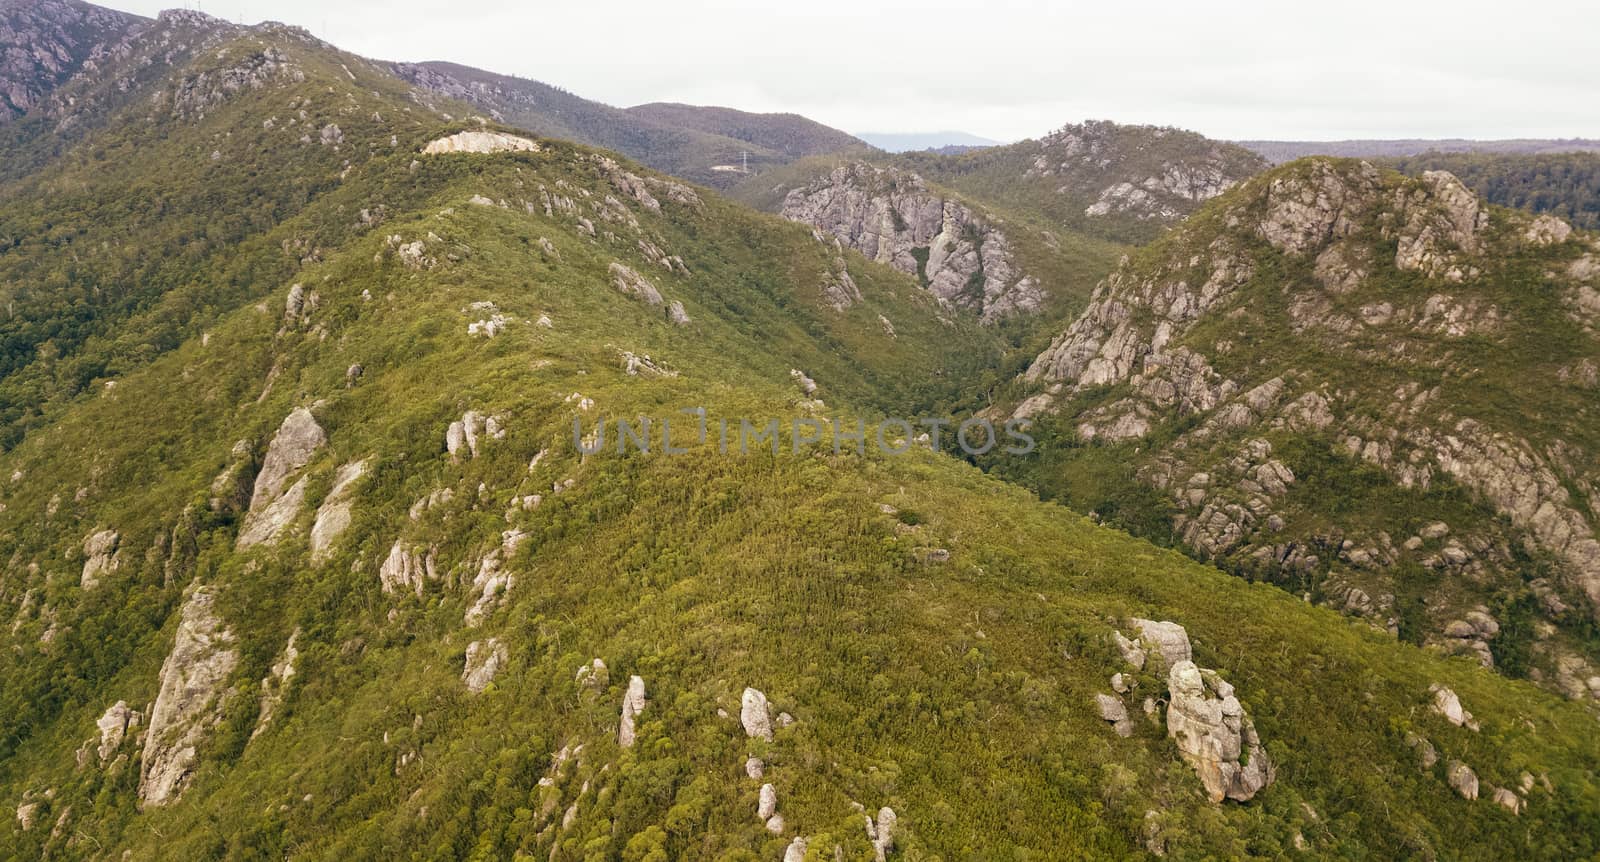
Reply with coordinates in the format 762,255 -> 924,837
741,687 -> 773,741
618,675 -> 647,747
866,807 -> 897,862
378,542 -> 436,596
1166,660 -> 1273,802
309,459 -> 368,563
782,837 -> 809,862
1447,760 -> 1479,800
79,528 -> 120,588
422,130 -> 540,155
1429,684 -> 1478,730
608,262 -> 664,307
140,588 -> 239,807
0,0 -> 144,124
94,700 -> 140,764
1006,156 -> 1600,667
446,409 -> 505,461
462,638 -> 507,693
778,163 -> 1043,322
238,407 -> 325,548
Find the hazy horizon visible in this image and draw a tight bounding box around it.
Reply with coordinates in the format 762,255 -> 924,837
101,1 -> 1600,151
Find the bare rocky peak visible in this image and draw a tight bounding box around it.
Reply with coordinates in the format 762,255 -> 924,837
0,0 -> 145,122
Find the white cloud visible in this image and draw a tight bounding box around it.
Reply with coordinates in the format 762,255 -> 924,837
120,0 -> 1600,141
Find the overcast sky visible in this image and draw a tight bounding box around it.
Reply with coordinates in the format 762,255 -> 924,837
118,1 -> 1599,142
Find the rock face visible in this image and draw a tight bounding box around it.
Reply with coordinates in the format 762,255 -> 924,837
309,459 -> 368,563
422,130 -> 540,155
378,541 -> 436,596
80,528 -> 120,588
140,588 -> 240,808
618,675 -> 647,747
740,687 -> 774,741
238,407 -> 325,548
95,700 -> 141,763
1006,156 -> 1600,669
866,807 -> 897,862
0,0 -> 144,124
778,163 -> 1044,322
1165,660 -> 1273,803
462,638 -> 507,693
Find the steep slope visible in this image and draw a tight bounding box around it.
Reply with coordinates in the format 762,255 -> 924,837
624,102 -> 869,160
1,123 -> 1597,858
0,12 -> 1597,862
0,0 -> 144,124
991,157 -> 1600,696
0,9 -> 482,448
897,120 -> 1269,244
393,62 -> 855,188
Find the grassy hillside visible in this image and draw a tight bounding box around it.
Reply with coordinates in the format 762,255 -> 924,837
0,11 -> 1597,862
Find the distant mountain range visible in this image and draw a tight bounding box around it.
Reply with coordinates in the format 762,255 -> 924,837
855,131 -> 1002,153
1239,138 -> 1600,164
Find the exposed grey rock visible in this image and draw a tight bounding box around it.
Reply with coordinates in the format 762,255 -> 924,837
1132,618 -> 1192,668
1112,630 -> 1147,670
757,782 -> 778,819
1166,660 -> 1273,802
1447,760 -> 1478,800
866,806 -> 897,862
609,262 -> 664,306
575,658 -> 609,695
95,700 -> 140,763
309,459 -> 369,564
318,123 -> 343,145
1096,693 -> 1135,737
741,687 -> 774,741
1429,684 -> 1477,730
464,529 -> 525,626
16,802 -> 39,831
783,837 -> 809,862
80,528 -> 120,588
378,541 -> 436,597
778,163 -> 1043,322
140,587 -> 240,808
239,407 -> 325,548
422,130 -> 539,155
618,674 -> 647,747
1491,786 -> 1524,814
667,300 -> 691,325
1526,214 -> 1573,246
744,756 -> 765,780
462,638 -> 507,693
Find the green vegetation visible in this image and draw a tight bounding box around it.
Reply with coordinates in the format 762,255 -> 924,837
0,16 -> 1597,862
